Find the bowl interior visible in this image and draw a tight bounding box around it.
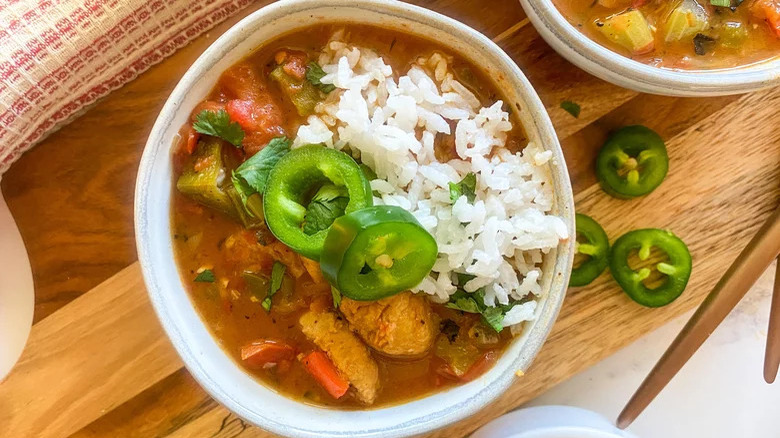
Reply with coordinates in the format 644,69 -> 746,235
521,0 -> 780,96
135,1 -> 574,437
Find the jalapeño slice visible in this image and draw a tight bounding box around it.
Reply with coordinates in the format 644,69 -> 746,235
596,125 -> 669,199
610,228 -> 692,308
570,213 -> 610,287
320,205 -> 438,301
263,145 -> 373,260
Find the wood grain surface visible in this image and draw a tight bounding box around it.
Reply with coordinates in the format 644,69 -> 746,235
1,1 -> 778,437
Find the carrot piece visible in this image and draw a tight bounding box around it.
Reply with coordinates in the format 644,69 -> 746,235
240,340 -> 296,369
753,0 -> 780,38
302,351 -> 350,399
435,350 -> 498,383
459,350 -> 498,382
185,128 -> 199,154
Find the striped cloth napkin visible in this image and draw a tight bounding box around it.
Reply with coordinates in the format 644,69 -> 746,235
0,0 -> 252,174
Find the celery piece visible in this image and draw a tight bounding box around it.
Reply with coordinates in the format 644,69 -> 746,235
270,66 -> 320,117
720,21 -> 748,49
176,139 -> 235,218
596,10 -> 655,55
665,0 -> 710,42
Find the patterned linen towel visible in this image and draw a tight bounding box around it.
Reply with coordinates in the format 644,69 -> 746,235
0,0 -> 252,174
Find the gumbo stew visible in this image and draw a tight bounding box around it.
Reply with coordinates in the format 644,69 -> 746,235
553,0 -> 780,69
171,24 -> 559,408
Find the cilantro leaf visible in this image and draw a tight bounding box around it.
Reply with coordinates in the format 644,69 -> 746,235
194,269 -> 215,283
560,100 -> 581,118
452,173 -> 477,203
445,296 -> 482,314
445,287 -> 519,333
302,184 -> 349,235
262,262 -> 286,311
456,272 -> 476,287
232,137 -> 291,205
481,306 -> 506,332
449,172 -> 477,203
331,287 -> 342,309
306,62 -> 336,93
193,109 -> 244,147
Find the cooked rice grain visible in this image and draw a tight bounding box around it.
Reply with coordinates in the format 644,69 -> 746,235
293,34 -> 568,328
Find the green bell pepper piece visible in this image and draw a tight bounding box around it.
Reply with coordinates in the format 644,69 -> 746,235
269,66 -> 320,116
320,205 -> 438,301
176,139 -> 235,218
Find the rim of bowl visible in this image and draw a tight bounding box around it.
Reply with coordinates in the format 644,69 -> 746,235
135,0 -> 575,436
520,0 -> 780,96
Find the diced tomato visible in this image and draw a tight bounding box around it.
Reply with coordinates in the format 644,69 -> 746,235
435,350 -> 498,383
240,339 -> 296,369
185,128 -> 199,154
225,99 -> 257,130
274,51 -> 288,65
223,96 -> 286,156
764,1 -> 780,37
281,51 -> 308,81
219,64 -> 267,100
459,351 -> 498,382
225,98 -> 285,134
752,0 -> 780,38
191,100 -> 225,119
243,128 -> 286,156
302,351 -> 350,399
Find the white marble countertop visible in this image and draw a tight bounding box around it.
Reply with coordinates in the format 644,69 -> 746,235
527,261 -> 778,438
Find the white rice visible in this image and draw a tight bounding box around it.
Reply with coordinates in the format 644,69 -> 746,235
293,32 -> 568,328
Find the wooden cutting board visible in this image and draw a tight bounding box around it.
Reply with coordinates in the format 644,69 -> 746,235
1,1 -> 778,437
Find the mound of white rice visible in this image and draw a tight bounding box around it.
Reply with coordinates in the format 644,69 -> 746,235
293,31 -> 568,328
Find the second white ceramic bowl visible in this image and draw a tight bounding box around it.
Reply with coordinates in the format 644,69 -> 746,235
520,0 -> 780,96
135,0 -> 574,436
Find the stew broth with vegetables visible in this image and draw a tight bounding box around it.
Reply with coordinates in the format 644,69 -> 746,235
172,24 -> 523,408
553,0 -> 780,69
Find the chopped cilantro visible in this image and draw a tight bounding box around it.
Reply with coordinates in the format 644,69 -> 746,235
302,184 -> 350,235
194,269 -> 215,283
261,262 -> 286,312
193,109 -> 244,147
560,100 -> 581,118
232,136 -> 291,205
449,172 -> 477,203
306,62 -> 336,93
445,288 -> 519,332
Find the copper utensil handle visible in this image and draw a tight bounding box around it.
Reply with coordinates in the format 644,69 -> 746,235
765,259 -> 780,383
618,205 -> 780,429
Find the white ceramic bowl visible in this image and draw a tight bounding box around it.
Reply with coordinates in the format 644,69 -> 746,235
472,406 -> 637,438
520,0 -> 780,96
135,1 -> 574,436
